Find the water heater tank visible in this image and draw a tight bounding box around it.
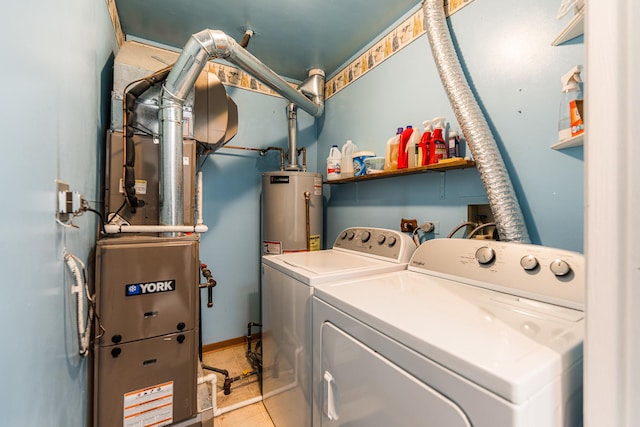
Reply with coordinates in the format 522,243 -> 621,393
262,171 -> 323,254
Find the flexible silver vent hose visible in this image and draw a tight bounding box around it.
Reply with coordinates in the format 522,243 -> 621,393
423,0 -> 530,243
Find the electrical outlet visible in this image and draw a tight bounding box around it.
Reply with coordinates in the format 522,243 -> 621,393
56,180 -> 70,223
400,218 -> 418,232
56,180 -> 83,223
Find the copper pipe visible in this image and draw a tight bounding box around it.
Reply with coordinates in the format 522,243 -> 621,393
304,191 -> 311,251
222,145 -> 286,171
222,145 -> 264,152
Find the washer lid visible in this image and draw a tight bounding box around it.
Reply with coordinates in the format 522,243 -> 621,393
313,270 -> 584,404
262,250 -> 408,285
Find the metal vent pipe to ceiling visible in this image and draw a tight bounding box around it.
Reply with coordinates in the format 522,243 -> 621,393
160,29 -> 325,227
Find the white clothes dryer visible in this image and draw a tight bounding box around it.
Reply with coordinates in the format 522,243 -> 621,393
261,227 -> 416,427
312,238 -> 584,427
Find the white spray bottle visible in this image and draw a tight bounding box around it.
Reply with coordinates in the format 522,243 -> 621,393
558,65 -> 583,141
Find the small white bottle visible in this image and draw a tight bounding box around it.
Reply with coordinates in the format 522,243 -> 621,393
326,145 -> 342,180
406,127 -> 422,168
340,140 -> 358,177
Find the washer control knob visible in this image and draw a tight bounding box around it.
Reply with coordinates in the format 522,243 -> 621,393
361,231 -> 371,243
347,231 -> 355,240
475,246 -> 496,265
550,259 -> 571,277
387,236 -> 397,247
340,231 -> 348,240
520,255 -> 539,271
377,235 -> 386,245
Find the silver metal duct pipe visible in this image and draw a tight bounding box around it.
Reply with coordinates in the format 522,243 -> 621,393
285,68 -> 326,170
160,29 -> 325,226
422,0 -> 530,243
286,68 -> 324,171
286,103 -> 299,170
297,68 -> 326,115
159,96 -> 186,228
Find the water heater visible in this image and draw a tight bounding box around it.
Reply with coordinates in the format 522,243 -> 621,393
262,171 -> 323,254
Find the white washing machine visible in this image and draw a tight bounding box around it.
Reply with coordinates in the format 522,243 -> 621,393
312,238 -> 585,427
261,227 -> 416,427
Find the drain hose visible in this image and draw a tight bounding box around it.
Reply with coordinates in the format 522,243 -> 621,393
422,0 -> 530,243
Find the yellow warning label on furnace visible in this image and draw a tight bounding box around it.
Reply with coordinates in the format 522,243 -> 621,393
309,235 -> 321,251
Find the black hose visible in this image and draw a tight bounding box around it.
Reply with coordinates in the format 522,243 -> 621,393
121,64 -> 173,213
246,322 -> 262,373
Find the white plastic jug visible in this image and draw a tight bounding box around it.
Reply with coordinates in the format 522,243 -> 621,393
326,145 -> 342,180
340,140 -> 358,177
384,128 -> 402,171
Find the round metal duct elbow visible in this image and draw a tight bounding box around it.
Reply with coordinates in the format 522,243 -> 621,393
422,0 -> 530,243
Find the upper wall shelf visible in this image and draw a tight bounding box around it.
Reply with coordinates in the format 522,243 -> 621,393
551,134 -> 584,150
552,8 -> 585,46
324,158 -> 476,184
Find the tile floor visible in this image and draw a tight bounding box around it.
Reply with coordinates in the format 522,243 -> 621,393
202,343 -> 274,427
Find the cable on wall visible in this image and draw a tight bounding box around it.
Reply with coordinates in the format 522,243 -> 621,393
63,251 -> 99,357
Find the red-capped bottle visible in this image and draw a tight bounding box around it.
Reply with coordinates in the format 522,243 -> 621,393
397,125 -> 414,169
429,117 -> 448,165
418,120 -> 432,166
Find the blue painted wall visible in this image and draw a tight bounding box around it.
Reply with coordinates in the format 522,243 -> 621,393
319,0 -> 585,252
0,1 -> 117,425
0,0 -> 585,423
199,86 -> 317,344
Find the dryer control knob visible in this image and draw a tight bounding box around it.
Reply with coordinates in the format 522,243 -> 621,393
387,236 -> 397,247
377,235 -> 386,245
361,231 -> 371,243
475,246 -> 495,265
520,255 -> 539,271
347,231 -> 355,240
550,259 -> 571,277
340,231 -> 348,240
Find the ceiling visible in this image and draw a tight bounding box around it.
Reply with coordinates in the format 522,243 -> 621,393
115,0 -> 420,81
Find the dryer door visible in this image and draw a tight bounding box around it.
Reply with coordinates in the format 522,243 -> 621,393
320,322 -> 471,427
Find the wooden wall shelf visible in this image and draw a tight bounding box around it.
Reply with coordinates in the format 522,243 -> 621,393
324,158 -> 476,184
